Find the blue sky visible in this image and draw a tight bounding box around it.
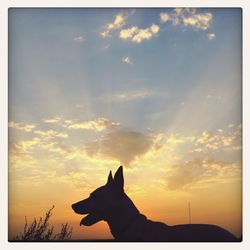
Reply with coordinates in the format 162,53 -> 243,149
9,8 -> 241,133
8,8 -> 242,239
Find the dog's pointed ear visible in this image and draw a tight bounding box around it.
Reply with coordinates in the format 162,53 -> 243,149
106,170 -> 113,185
114,166 -> 124,191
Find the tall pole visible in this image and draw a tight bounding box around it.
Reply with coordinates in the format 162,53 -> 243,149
188,201 -> 191,224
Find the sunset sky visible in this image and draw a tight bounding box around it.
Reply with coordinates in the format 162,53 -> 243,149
8,8 -> 242,240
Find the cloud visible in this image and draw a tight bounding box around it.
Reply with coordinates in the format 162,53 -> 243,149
10,138 -> 42,156
119,26 -> 138,39
9,141 -> 38,169
192,124 -> 242,153
167,134 -> 196,145
34,129 -> 68,139
196,130 -> 210,144
122,56 -> 132,64
182,13 -> 213,30
107,14 -> 126,30
110,89 -> 153,102
65,117 -> 120,131
100,30 -> 111,38
207,33 -> 216,40
159,8 -> 213,30
9,128 -> 70,168
119,23 -> 160,43
85,129 -> 155,166
73,36 -> 84,43
40,141 -> 74,156
100,13 -> 127,38
9,138 -> 93,190
160,12 -> 170,23
117,9 -> 216,43
166,157 -> 241,190
43,116 -> 61,123
150,23 -> 160,33
8,121 -> 36,132
9,141 -> 34,156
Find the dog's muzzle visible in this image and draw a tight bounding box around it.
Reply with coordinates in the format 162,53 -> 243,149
72,199 -> 104,226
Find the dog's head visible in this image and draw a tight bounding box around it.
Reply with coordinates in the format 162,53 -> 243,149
72,166 -> 124,226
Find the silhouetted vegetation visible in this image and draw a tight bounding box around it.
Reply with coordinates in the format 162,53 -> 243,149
13,206 -> 73,241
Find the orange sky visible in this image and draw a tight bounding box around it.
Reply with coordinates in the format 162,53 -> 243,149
9,148 -> 242,239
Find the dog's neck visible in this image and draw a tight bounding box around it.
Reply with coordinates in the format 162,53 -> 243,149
105,193 -> 142,239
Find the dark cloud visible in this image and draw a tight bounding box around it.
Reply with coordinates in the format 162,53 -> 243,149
85,129 -> 154,166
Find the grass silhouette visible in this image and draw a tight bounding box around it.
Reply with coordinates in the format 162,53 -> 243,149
13,206 -> 72,241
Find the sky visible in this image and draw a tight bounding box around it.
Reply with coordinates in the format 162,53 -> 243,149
8,8 -> 242,240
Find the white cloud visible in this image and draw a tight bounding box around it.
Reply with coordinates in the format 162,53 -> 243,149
119,26 -> 139,39
207,33 -> 216,40
73,36 -> 84,43
150,23 -> 160,34
108,14 -> 126,30
122,56 -> 132,64
160,12 -> 170,23
182,13 -> 213,30
120,23 -> 160,44
100,13 -> 127,38
103,9 -> 213,46
160,8 -> 213,30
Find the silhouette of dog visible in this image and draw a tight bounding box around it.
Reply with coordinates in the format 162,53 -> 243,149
72,166 -> 238,241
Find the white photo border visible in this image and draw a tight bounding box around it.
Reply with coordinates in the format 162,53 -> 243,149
1,0 -> 249,249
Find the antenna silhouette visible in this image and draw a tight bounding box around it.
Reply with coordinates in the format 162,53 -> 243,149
188,201 -> 191,224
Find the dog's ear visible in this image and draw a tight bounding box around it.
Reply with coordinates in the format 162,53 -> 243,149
106,170 -> 113,185
114,166 -> 124,191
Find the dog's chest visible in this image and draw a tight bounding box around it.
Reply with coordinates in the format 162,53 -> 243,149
118,218 -> 170,241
